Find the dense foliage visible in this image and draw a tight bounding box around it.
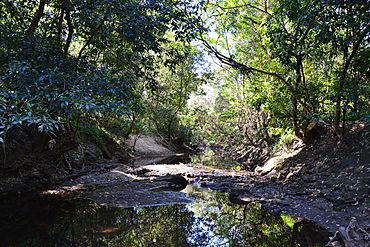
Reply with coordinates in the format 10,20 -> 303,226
0,0 -> 204,143
1,0 -> 369,169
179,0 -> 369,167
200,0 -> 369,136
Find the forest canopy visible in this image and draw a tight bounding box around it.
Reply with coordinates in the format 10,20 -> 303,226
1,0 -> 369,162
185,0 -> 369,168
0,0 -> 204,142
201,0 -> 369,136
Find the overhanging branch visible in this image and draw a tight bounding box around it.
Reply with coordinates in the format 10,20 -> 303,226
201,38 -> 313,113
202,38 -> 287,83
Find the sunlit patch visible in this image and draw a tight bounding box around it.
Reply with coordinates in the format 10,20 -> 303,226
61,184 -> 86,191
41,189 -> 69,196
143,164 -> 194,175
110,170 -> 138,179
41,184 -> 85,195
96,227 -> 121,234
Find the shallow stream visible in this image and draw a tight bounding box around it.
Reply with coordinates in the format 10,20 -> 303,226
0,183 -> 331,247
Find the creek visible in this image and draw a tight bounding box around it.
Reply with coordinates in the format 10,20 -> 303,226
0,182 -> 331,246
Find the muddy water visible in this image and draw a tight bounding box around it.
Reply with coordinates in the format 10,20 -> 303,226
0,184 -> 330,247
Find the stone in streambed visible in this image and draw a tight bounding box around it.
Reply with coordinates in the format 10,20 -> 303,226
228,188 -> 256,205
154,174 -> 189,191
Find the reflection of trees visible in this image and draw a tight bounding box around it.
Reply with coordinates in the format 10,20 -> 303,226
0,194 -> 194,246
102,205 -> 194,246
1,190 -> 328,246
188,187 -> 300,247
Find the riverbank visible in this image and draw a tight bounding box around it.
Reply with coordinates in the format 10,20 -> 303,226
0,123 -> 369,244
0,135 -> 176,195
46,157 -> 367,235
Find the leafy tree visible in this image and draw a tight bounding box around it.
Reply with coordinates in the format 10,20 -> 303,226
0,0 -> 204,143
144,48 -> 208,142
317,0 -> 370,134
200,0 -> 369,139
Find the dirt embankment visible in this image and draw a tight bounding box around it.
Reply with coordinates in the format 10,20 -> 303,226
254,121 -> 370,231
0,133 -> 175,194
266,122 -> 369,209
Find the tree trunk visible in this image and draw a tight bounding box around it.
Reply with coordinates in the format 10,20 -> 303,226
291,95 -> 300,138
64,0 -> 74,55
292,56 -> 304,138
56,1 -> 65,46
26,0 -> 48,37
334,24 -> 369,134
334,73 -> 345,133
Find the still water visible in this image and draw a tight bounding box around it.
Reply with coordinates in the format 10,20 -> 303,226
0,185 -> 330,247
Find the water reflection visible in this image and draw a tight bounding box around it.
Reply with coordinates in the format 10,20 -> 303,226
190,153 -> 242,170
0,186 -> 330,247
186,185 -> 330,247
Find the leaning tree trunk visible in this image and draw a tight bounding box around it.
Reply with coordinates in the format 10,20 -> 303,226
26,0 -> 48,37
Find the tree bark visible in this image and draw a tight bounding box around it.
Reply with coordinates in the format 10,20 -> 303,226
26,0 -> 48,37
291,95 -> 300,138
56,1 -> 65,46
64,0 -> 74,55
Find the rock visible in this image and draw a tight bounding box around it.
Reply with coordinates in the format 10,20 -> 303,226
125,135 -> 174,157
228,188 -> 255,205
155,175 -> 189,191
64,142 -> 103,168
255,156 -> 284,175
64,144 -> 85,168
83,142 -> 104,164
326,218 -> 370,247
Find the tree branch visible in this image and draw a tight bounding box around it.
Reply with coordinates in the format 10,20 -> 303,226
202,38 -> 287,83
77,20 -> 105,60
210,2 -> 293,39
26,0 -> 48,37
64,0 -> 73,55
57,3 -> 65,46
201,38 -> 313,113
